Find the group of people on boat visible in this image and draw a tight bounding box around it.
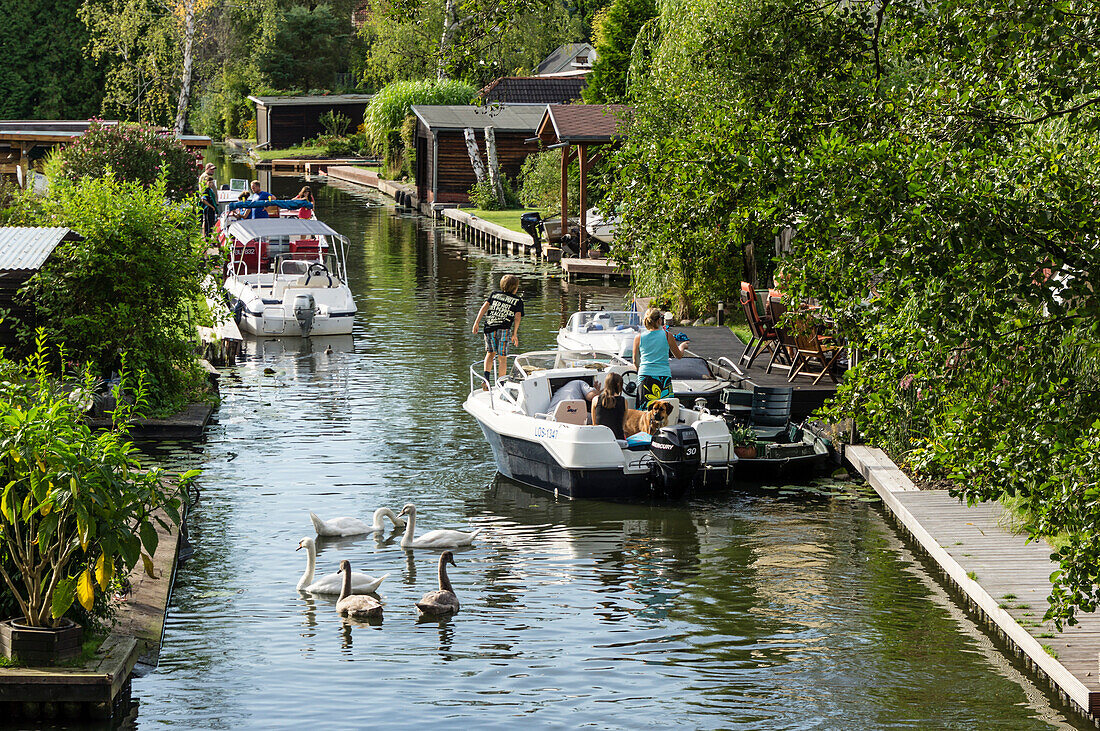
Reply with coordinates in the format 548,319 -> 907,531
197,162 -> 316,237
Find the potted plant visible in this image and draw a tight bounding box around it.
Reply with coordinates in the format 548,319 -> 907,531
0,336 -> 190,665
730,423 -> 759,459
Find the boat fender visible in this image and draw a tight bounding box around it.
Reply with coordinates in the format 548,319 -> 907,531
233,299 -> 245,324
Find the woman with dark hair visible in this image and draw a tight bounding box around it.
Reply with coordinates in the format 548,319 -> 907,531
593,371 -> 627,440
293,186 -> 315,219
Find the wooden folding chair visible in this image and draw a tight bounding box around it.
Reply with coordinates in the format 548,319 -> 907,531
765,290 -> 801,375
788,316 -> 844,385
737,282 -> 779,369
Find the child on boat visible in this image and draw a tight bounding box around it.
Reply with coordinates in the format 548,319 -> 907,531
593,372 -> 626,440
472,274 -> 524,388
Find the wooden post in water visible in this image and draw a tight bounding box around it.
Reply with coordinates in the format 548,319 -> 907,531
560,144 -> 570,247
463,128 -> 486,184
578,144 -> 588,259
484,126 -> 505,208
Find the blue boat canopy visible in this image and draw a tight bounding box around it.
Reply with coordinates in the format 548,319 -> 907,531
226,199 -> 313,211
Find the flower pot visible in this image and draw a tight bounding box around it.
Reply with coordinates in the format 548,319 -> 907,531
734,445 -> 758,459
0,618 -> 83,665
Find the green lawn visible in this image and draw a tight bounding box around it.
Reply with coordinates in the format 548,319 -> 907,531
462,208 -> 542,234
253,145 -> 326,160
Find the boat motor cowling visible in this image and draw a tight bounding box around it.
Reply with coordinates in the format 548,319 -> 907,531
649,424 -> 701,498
293,293 -> 316,336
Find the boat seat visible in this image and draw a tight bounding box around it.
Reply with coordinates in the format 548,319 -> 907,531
549,399 -> 587,425
657,398 -> 680,425
295,273 -> 334,288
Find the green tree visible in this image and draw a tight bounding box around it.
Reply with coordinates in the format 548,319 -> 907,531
255,4 -> 353,91
582,0 -> 655,103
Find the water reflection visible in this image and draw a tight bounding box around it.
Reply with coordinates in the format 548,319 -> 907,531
127,165 -> 1080,729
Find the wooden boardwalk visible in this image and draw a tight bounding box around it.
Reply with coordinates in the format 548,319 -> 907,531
848,445 -> 1100,721
678,325 -> 838,421
559,257 -> 629,282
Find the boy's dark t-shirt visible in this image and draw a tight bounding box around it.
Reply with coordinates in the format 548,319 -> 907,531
593,395 -> 626,440
482,291 -> 524,333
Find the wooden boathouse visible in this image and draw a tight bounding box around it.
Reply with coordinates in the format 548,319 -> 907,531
412,104 -> 545,206
248,94 -> 373,149
0,227 -> 82,348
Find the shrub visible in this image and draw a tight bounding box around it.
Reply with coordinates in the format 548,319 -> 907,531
320,110 -> 352,137
44,120 -> 203,202
468,174 -> 522,210
520,149 -> 580,215
19,175 -> 205,413
0,334 -> 192,628
363,79 -> 476,161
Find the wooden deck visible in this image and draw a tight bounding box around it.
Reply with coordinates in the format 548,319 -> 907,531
87,402 -> 214,440
677,325 -> 839,421
848,446 -> 1100,722
559,257 -> 629,281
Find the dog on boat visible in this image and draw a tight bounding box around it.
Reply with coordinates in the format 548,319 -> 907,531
623,400 -> 674,436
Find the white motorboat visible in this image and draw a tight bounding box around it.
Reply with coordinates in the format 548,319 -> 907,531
585,206 -> 618,244
556,310 -> 644,359
462,350 -> 736,500
221,216 -> 356,337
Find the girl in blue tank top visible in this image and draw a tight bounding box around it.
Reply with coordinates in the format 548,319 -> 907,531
632,308 -> 689,408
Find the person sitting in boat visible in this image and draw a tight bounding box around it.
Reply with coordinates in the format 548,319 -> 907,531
248,180 -> 275,219
293,186 -> 315,219
548,379 -> 601,412
592,372 -> 626,440
229,191 -> 251,220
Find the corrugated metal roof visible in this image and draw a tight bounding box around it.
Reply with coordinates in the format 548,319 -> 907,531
412,104 -> 546,132
0,227 -> 76,272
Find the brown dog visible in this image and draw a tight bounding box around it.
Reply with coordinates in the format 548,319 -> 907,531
623,400 -> 674,436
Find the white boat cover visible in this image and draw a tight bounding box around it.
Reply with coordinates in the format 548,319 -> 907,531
226,218 -> 344,242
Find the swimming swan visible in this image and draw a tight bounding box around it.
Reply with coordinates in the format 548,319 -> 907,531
416,551 -> 460,617
296,537 -> 388,594
398,504 -> 482,549
336,560 -> 384,620
309,507 -> 407,537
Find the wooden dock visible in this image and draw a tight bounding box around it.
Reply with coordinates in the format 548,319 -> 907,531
559,256 -> 629,282
848,446 -> 1100,722
678,325 -> 838,421
87,402 -> 214,440
254,157 -> 379,175
439,208 -> 561,262
0,501 -> 185,722
324,165 -> 420,209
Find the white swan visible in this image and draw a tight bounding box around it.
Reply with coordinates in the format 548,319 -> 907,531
416,551 -> 460,616
336,560 -> 383,620
309,507 -> 406,537
398,504 -> 482,549
296,537 -> 388,594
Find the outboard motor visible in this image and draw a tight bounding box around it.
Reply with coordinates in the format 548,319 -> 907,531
649,424 -> 701,498
520,212 -> 543,258
293,293 -> 316,337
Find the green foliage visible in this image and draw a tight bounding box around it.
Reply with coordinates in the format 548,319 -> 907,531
582,0 -> 656,103
468,175 -> 521,210
320,110 -> 352,137
519,149 -> 580,215
15,175 -> 206,413
255,5 -> 353,91
0,334 -> 191,628
363,79 -> 476,160
728,423 -> 756,448
45,120 -> 203,203
0,0 -> 104,118
611,0 -> 1100,620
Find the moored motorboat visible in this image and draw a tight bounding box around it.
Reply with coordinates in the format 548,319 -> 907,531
556,310 -> 643,360
462,350 -> 737,500
220,213 -> 356,337
584,206 -> 618,244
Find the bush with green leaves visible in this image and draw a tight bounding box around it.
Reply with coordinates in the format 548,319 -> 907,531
468,175 -> 521,210
320,110 -> 352,137
363,79 -> 476,161
16,175 -> 206,414
519,149 -> 580,215
0,335 -> 192,628
44,120 -> 203,202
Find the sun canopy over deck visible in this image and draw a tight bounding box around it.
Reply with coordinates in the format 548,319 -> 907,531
226,218 -> 344,242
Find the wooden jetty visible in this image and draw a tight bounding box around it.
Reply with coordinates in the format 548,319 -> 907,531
848,446 -> 1100,723
439,208 -> 561,262
254,157 -> 379,175
87,402 -> 214,440
324,165 -> 421,209
560,257 -> 629,282
0,502 -> 185,722
678,325 -> 838,421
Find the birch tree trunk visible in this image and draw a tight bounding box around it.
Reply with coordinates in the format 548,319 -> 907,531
174,0 -> 196,136
483,126 -> 505,207
438,0 -> 460,81
463,128 -> 487,184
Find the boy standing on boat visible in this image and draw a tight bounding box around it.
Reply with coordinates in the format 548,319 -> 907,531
472,274 -> 524,388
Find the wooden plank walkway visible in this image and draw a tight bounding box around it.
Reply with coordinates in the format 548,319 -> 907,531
678,325 -> 838,421
847,445 -> 1100,721
559,257 -> 629,281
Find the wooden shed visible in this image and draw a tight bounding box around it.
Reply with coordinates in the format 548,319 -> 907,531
0,227 -> 81,348
411,105 -> 546,206
248,94 -> 374,149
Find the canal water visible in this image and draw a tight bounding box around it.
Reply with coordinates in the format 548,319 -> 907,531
130,165 -> 1082,728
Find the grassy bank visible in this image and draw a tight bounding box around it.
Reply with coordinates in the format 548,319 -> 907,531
462,208 -> 542,234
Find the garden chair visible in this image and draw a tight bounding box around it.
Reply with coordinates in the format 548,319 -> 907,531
765,290 -> 801,376
788,316 -> 845,385
737,282 -> 779,369
751,385 -> 793,439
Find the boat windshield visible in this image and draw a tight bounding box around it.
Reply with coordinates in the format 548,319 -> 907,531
670,357 -> 717,380
565,311 -> 641,334
512,349 -> 630,379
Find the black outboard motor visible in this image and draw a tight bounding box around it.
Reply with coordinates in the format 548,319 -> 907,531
649,425 -> 701,498
520,212 -> 544,259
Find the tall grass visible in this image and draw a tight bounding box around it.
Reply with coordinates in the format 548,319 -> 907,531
363,79 -> 477,156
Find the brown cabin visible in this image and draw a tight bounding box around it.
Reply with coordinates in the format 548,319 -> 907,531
411,105 -> 547,206
248,94 -> 374,149
0,227 -> 82,349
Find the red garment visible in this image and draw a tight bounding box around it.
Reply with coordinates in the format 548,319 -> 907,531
297,206 -> 313,219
